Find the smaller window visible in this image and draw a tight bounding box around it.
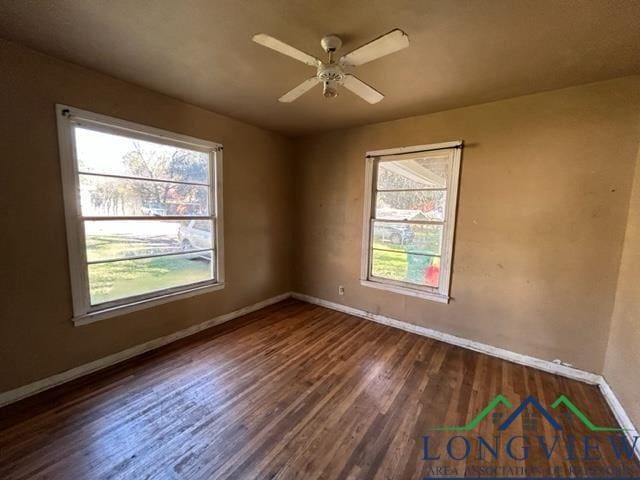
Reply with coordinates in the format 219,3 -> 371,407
361,142 -> 462,303
57,105 -> 224,323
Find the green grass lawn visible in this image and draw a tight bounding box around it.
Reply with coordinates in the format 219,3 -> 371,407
85,228 -> 436,305
86,234 -> 177,262
87,235 -> 211,305
371,228 -> 440,285
371,244 -> 408,281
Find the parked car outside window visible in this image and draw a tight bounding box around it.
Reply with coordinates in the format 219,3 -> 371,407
376,223 -> 414,245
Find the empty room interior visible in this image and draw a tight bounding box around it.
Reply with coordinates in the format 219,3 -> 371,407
1,1 -> 640,479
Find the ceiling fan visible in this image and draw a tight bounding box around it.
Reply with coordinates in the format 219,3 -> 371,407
252,29 -> 409,104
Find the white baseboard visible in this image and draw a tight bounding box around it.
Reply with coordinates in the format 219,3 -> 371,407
599,379 -> 640,461
0,292 -> 292,408
3,289 -> 637,460
292,292 -> 602,385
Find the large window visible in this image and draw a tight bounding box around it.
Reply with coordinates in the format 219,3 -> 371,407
57,105 -> 223,324
361,142 -> 462,303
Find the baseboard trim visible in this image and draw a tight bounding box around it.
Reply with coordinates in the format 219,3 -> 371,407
292,292 -> 602,384
0,292 -> 292,408
598,379 -> 640,461
3,290 -> 637,459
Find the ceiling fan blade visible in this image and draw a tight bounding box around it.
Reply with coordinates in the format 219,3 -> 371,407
252,33 -> 320,67
279,77 -> 319,103
342,74 -> 384,104
340,29 -> 409,67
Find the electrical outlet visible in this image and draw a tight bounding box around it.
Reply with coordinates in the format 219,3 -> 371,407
338,285 -> 345,295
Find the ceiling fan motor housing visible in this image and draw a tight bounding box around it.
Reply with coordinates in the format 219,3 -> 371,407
320,34 -> 342,53
318,64 -> 344,98
318,64 -> 344,83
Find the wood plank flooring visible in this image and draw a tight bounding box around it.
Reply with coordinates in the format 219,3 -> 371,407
0,299 -> 637,479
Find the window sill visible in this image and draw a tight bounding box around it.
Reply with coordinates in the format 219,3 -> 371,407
360,279 -> 449,304
73,282 -> 225,326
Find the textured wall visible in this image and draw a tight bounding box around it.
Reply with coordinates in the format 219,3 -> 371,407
0,40 -> 294,392
2,36 -> 640,404
604,146 -> 640,427
293,77 -> 640,373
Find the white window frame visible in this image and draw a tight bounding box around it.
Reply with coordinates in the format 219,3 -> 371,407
56,105 -> 224,325
360,141 -> 462,303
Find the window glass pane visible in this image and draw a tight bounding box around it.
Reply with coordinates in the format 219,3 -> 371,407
377,156 -> 449,190
85,220 -> 213,262
372,221 -> 442,255
375,190 -> 446,222
371,249 -> 440,288
88,251 -> 213,305
74,127 -> 209,184
79,174 -> 209,217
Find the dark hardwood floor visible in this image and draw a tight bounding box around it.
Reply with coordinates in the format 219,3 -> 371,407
0,299 -> 637,479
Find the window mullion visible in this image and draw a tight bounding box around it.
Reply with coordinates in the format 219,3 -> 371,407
81,215 -> 215,221
87,248 -> 214,265
78,170 -> 210,187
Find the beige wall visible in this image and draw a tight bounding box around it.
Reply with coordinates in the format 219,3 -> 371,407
2,36 -> 640,405
293,77 -> 640,374
604,146 -> 640,427
0,40 -> 294,392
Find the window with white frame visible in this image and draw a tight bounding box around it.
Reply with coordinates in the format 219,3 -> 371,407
361,142 -> 462,303
57,105 -> 224,323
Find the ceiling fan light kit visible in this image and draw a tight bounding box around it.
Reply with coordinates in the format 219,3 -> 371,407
252,29 -> 409,104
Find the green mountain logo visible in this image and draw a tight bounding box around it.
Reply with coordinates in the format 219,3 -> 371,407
432,394 -> 631,432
